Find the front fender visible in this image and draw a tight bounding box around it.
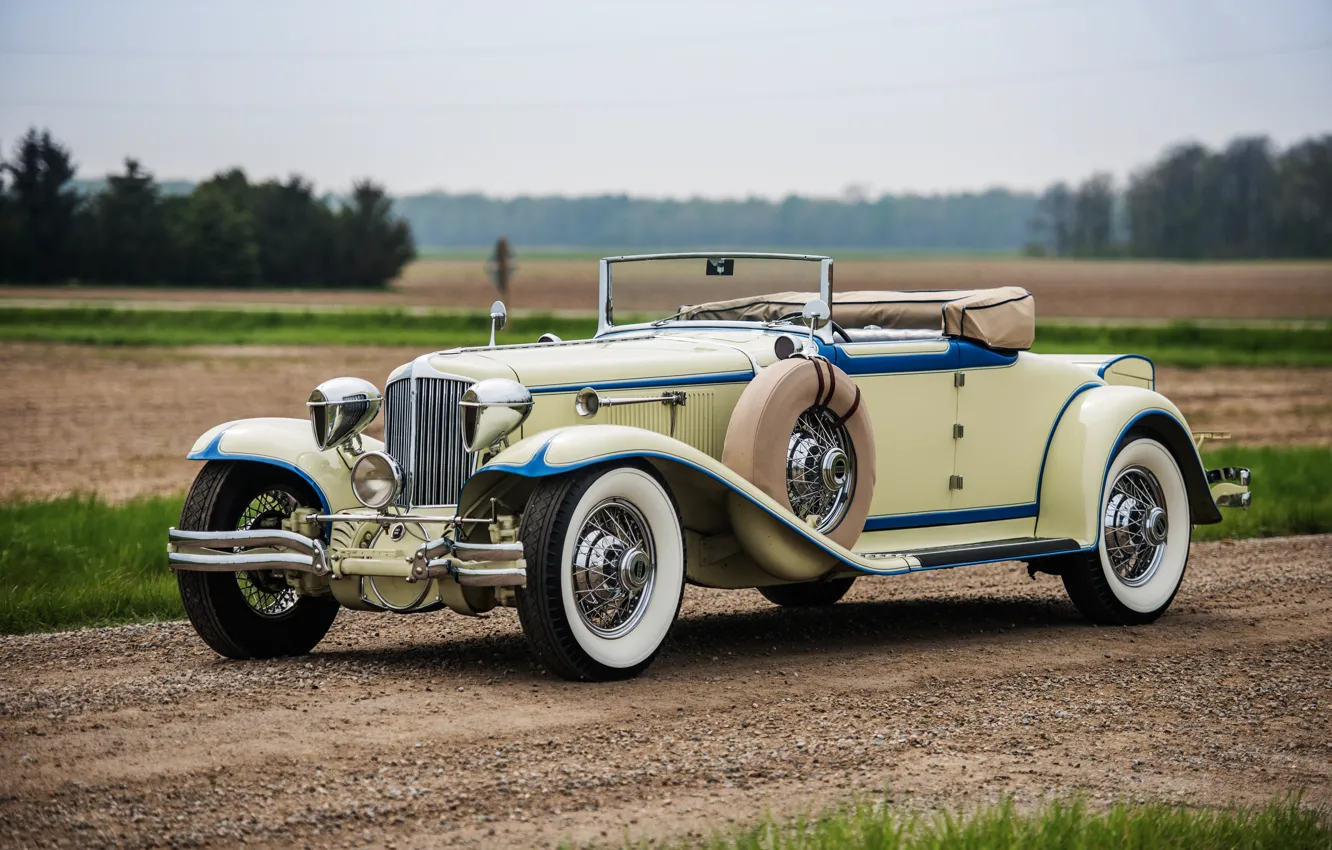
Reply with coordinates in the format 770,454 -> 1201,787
461,425 -> 912,581
187,418 -> 381,513
1035,385 -> 1221,547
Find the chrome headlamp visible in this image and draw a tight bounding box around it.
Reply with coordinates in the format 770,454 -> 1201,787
351,451 -> 403,510
459,378 -> 533,452
307,377 -> 382,451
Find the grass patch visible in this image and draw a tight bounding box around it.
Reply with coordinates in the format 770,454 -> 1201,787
1033,322 -> 1332,368
1,306 -> 1329,367
0,446 -> 1324,635
1193,445 -> 1332,542
0,306 -> 600,348
668,795 -> 1330,850
0,494 -> 184,634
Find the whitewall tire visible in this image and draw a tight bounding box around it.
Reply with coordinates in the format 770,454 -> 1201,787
1060,433 -> 1192,625
516,464 -> 685,681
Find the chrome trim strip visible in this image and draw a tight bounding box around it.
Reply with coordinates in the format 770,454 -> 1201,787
1206,466 -> 1250,486
168,551 -> 321,574
169,527 -> 320,557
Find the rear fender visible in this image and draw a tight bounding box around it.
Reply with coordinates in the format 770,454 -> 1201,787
187,418 -> 379,513
461,425 -> 910,582
1035,386 -> 1221,547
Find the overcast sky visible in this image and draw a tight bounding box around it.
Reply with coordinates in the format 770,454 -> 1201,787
1,0 -> 1329,199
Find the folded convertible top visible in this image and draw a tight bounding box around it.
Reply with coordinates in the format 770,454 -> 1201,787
679,287 -> 1035,350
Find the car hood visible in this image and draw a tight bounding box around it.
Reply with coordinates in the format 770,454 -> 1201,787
398,331 -> 770,390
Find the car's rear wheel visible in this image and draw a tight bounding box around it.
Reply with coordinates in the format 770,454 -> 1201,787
516,463 -> 685,681
759,577 -> 855,607
176,461 -> 339,659
1057,433 -> 1192,625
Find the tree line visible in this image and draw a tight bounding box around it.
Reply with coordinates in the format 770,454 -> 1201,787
0,128 -> 415,287
1027,135 -> 1332,259
397,189 -> 1039,252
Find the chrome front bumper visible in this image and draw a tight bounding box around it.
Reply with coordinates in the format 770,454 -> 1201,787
167,526 -> 527,587
1207,466 -> 1251,509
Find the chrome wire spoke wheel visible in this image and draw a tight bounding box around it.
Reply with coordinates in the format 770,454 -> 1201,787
1102,465 -> 1169,588
233,488 -> 299,617
570,498 -> 657,639
786,405 -> 855,532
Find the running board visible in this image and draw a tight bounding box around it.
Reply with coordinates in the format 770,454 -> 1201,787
888,537 -> 1083,570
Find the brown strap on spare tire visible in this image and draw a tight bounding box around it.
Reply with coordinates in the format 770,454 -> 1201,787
722,357 -> 877,549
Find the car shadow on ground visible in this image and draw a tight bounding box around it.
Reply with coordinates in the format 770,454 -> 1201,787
299,592 -> 1113,683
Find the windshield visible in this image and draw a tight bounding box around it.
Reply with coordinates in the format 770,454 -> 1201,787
604,254 -> 829,327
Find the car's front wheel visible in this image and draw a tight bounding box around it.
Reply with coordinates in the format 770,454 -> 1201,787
1057,433 -> 1192,625
176,461 -> 339,659
516,463 -> 685,681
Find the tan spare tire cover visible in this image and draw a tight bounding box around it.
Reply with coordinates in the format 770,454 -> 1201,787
722,357 -> 876,549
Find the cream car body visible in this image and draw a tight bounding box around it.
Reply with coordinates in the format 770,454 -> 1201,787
168,252 -> 1249,680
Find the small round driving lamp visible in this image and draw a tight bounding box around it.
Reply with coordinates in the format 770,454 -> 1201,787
459,378 -> 534,453
350,451 -> 403,510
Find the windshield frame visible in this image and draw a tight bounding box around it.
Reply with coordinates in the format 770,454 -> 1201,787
596,252 -> 834,336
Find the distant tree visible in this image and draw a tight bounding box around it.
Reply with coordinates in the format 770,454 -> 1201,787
0,151 -> 17,280
1071,173 -> 1116,256
1210,137 -> 1279,259
1274,135 -> 1332,258
174,170 -> 260,286
334,180 -> 415,288
251,176 -> 336,286
1126,143 -> 1215,259
3,128 -> 82,283
1029,182 -> 1075,256
86,158 -> 173,283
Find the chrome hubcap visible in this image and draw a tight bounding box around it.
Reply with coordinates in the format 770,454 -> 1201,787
571,499 -> 656,638
1104,465 -> 1169,588
1144,506 -> 1169,546
787,406 -> 855,532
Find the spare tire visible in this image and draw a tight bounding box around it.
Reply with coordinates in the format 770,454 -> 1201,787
722,357 -> 876,549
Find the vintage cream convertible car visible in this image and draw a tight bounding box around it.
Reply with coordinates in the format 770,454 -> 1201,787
167,253 -> 1250,680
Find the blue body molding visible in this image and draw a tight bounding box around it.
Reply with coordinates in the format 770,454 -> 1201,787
528,371 -> 755,395
186,428 -> 333,514
476,443 -> 910,577
862,502 -> 1039,532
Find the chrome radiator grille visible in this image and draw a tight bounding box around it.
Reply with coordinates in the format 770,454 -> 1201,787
384,377 -> 473,507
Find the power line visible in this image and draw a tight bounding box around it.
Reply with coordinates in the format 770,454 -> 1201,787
1,38 -> 1327,114
0,0 -> 1105,60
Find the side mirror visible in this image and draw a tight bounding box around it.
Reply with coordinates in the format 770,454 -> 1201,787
800,298 -> 830,357
488,300 -> 507,347
802,298 -> 830,330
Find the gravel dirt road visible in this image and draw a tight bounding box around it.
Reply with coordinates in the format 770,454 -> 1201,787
1,535 -> 1329,849
5,341 -> 1329,502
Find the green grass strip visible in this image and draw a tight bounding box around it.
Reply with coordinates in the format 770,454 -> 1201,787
1,446 -> 1326,635
661,794 -> 1330,850
0,494 -> 184,634
0,306 -> 598,349
1,306 -> 1329,367
1034,322 -> 1332,368
1193,445 -> 1332,542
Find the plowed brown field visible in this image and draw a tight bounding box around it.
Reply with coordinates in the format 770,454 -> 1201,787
4,257 -> 1331,319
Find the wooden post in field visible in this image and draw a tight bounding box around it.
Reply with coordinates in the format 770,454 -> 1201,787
486,237 -> 516,300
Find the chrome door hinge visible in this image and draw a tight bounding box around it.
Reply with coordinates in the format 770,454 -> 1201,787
949,474 -> 964,490
954,372 -> 966,387
953,423 -> 964,439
